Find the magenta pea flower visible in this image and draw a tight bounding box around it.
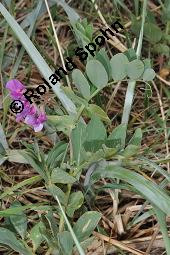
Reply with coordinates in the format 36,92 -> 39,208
16,101 -> 37,122
6,79 -> 47,132
25,112 -> 47,132
6,79 -> 26,100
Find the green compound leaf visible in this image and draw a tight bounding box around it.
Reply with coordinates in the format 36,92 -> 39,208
66,191 -> 84,217
30,222 -> 46,252
86,116 -> 107,141
126,59 -> 144,80
86,60 -> 108,89
48,184 -> 66,205
128,128 -> 142,146
153,43 -> 170,57
83,116 -> 107,152
73,211 -> 101,242
107,124 -> 126,149
124,48 -> 137,61
0,228 -> 32,255
144,22 -> 162,44
72,69 -> 90,99
58,231 -> 74,255
143,58 -> 151,69
86,115 -> 106,141
47,115 -> 76,135
121,144 -> 140,158
10,201 -> 27,239
96,48 -> 112,80
131,20 -> 162,44
51,168 -> 76,184
86,104 -> 111,123
47,142 -> 68,169
162,1 -> 170,21
71,121 -> 86,166
110,53 -> 129,81
142,68 -> 156,81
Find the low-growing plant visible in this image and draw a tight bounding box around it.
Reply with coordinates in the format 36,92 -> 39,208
0,0 -> 170,254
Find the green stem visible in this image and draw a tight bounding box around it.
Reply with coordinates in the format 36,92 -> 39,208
121,0 -> 148,143
74,88 -> 101,124
88,88 -> 101,101
155,207 -> 170,255
55,194 -> 85,255
136,0 -> 147,59
59,184 -> 72,232
166,21 -> 170,35
121,80 -> 136,126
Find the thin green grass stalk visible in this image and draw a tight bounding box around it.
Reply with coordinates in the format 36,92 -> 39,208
91,0 -> 107,26
54,194 -> 85,255
0,3 -> 77,116
134,0 -> 139,16
121,0 -> 148,140
0,175 -> 42,200
0,123 -> 9,150
1,25 -> 9,129
44,0 -> 71,88
0,25 -> 8,70
155,207 -> 170,255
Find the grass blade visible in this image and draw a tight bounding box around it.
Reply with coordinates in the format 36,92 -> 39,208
0,175 -> 42,200
54,194 -> 85,255
154,207 -> 170,255
0,123 -> 9,150
11,0 -> 43,78
20,0 -> 56,29
55,0 -> 80,23
92,164 -> 170,215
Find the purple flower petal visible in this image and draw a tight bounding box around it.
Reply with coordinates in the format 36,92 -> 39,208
33,123 -> 44,132
24,115 -> 37,126
24,111 -> 47,132
16,103 -> 37,122
6,80 -> 26,100
6,80 -> 25,93
37,112 -> 47,123
6,79 -> 47,132
6,79 -> 25,91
